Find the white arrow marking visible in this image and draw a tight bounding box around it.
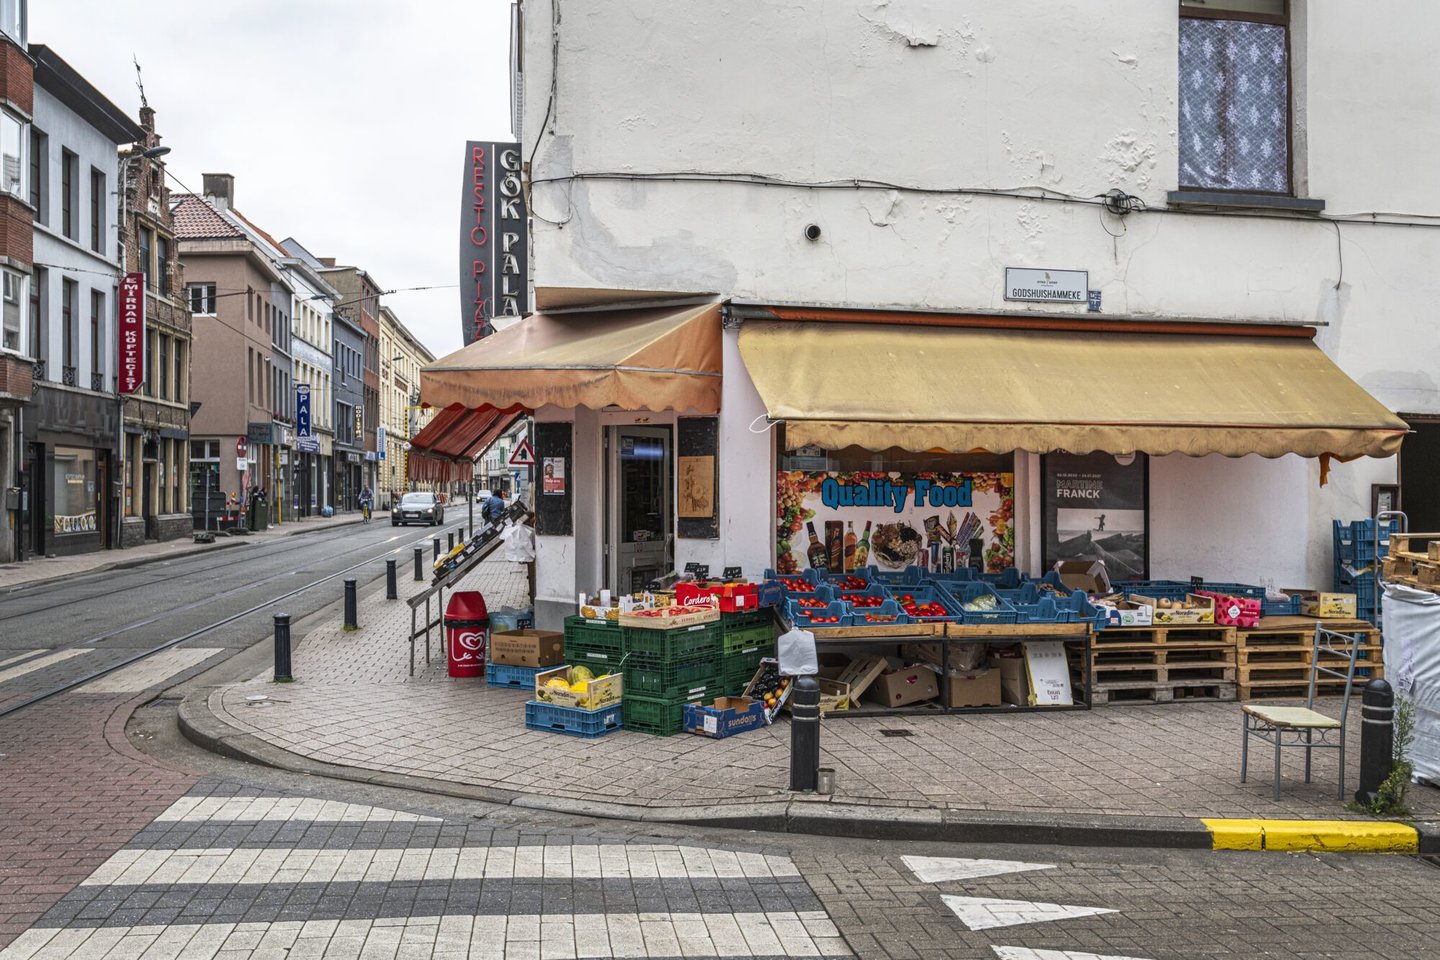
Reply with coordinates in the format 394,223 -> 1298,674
942,895 -> 1115,931
991,947 -> 1154,960
902,855 -> 1056,884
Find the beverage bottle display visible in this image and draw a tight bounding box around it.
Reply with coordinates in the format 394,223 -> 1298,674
853,520 -> 872,568
805,521 -> 828,570
825,520 -> 844,571
843,522 -> 858,571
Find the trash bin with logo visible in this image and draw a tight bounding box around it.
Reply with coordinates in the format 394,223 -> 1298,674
444,591 -> 489,678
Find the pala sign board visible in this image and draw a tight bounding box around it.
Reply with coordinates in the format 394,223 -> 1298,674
459,141 -> 528,344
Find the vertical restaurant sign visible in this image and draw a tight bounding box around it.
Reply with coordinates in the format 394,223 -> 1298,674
1041,452 -> 1148,580
118,272 -> 145,394
295,383 -> 311,437
775,472 -> 1015,576
459,141 -> 528,345
377,425 -> 387,461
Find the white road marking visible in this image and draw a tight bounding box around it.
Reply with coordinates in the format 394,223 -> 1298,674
0,913 -> 851,959
152,795 -> 443,824
902,856 -> 1055,884
942,895 -> 1115,931
80,648 -> 225,693
0,650 -> 43,670
0,649 -> 90,684
992,948 -> 1154,960
79,843 -> 802,887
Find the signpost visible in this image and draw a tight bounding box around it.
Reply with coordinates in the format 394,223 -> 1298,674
459,141 -> 528,344
508,437 -> 535,467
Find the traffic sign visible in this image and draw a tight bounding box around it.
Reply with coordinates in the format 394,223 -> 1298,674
508,437 -> 535,467
236,437 -> 248,457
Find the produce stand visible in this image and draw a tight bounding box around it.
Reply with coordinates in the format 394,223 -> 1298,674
805,620 -> 1092,717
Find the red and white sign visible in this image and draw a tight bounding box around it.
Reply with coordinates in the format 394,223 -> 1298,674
507,437 -> 535,467
236,437 -> 248,457
118,272 -> 145,394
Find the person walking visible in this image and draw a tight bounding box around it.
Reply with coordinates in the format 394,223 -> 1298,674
359,485 -> 374,523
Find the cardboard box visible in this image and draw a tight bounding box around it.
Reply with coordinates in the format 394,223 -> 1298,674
788,675 -> 852,716
490,629 -> 565,668
865,664 -> 939,707
1131,592 -> 1215,625
1290,590 -> 1358,619
535,665 -> 623,710
990,655 -> 1029,706
1097,597 -> 1153,627
942,667 -> 1001,708
684,697 -> 766,738
1053,560 -> 1111,595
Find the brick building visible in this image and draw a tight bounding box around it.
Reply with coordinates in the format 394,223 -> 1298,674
0,1 -> 29,564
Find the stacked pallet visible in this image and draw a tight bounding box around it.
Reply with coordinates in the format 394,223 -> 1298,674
1380,532 -> 1440,595
1235,616 -> 1383,701
1089,624 -> 1238,705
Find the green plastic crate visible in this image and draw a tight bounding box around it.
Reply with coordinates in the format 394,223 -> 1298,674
722,608 -> 775,632
722,623 -> 776,656
722,665 -> 757,697
564,615 -> 624,662
622,657 -> 721,700
721,648 -> 769,677
622,694 -> 704,736
621,621 -> 722,661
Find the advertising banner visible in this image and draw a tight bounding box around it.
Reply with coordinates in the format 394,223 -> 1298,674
775,471 -> 1015,576
1041,452 -> 1148,579
295,383 -> 311,438
118,272 -> 145,394
459,140 -> 527,345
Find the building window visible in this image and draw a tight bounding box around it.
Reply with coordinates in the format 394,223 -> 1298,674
186,283 -> 216,315
29,127 -> 44,217
61,278 -> 76,380
89,168 -> 105,253
173,340 -> 185,403
159,334 -> 170,400
0,110 -> 24,198
248,347 -> 254,404
29,266 -> 44,365
61,149 -> 77,240
138,228 -> 153,289
156,235 -> 171,296
1,268 -> 21,352
0,0 -> 25,45
1178,0 -> 1290,194
89,289 -> 103,388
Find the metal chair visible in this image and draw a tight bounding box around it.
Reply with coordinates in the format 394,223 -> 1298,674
1240,624 -> 1365,799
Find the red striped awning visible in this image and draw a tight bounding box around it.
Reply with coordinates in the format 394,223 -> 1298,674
406,404 -> 524,483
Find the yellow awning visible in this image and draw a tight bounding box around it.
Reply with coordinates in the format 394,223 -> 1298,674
737,321 -> 1407,458
421,302 -> 723,414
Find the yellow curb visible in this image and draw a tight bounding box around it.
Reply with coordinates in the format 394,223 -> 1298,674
1202,818 -> 1418,853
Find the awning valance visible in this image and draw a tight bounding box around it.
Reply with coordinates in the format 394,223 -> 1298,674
737,321 -> 1407,459
406,404 -> 523,484
421,302 -> 723,414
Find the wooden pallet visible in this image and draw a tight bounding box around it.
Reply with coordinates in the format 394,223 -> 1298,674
1093,624 -> 1237,647
1092,680 -> 1237,705
1239,678 -> 1373,700
1236,617 -> 1378,649
1092,644 -> 1236,686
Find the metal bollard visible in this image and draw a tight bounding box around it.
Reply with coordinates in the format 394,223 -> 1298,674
1355,678 -> 1396,806
413,546 -> 424,582
343,578 -> 358,631
433,536 -> 441,562
789,675 -> 821,792
273,613 -> 293,682
385,559 -> 398,600
448,531 -> 455,552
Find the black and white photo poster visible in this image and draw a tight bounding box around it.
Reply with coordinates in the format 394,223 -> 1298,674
1042,453 -> 1148,580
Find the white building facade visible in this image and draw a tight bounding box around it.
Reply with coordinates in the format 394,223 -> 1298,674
484,1 -> 1436,626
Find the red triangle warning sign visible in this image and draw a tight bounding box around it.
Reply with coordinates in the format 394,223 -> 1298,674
508,438 -> 536,466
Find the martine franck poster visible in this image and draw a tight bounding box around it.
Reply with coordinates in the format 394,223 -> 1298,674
1042,453 -> 1147,580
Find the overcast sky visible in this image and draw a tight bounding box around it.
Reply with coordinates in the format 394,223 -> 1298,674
32,0 -> 514,358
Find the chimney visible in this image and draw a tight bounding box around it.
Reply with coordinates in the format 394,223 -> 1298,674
202,173 -> 234,210
319,257 -> 336,268
139,106 -> 156,135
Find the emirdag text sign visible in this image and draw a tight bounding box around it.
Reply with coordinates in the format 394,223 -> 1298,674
118,272 -> 145,394
459,141 -> 527,345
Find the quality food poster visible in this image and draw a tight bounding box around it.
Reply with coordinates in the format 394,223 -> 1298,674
775,472 -> 1014,575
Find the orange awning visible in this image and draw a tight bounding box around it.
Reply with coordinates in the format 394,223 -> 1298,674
421,302 -> 723,414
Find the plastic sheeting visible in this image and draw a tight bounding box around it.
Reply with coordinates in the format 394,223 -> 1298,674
1382,583 -> 1440,785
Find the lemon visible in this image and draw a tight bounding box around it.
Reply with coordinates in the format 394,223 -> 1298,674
569,665 -> 595,683
545,677 -> 571,693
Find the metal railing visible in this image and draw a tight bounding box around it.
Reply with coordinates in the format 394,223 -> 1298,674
62,365 -> 78,386
31,359 -> 45,381
90,371 -> 105,392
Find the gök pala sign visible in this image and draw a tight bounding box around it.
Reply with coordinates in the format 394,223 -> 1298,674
459,141 -> 528,344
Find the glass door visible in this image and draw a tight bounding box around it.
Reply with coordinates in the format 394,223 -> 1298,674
608,426 -> 672,594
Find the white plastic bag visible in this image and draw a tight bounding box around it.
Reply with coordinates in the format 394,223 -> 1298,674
501,521 -> 536,562
777,627 -> 818,677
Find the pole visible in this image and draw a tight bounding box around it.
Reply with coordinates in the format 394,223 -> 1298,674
789,675 -> 821,792
448,531 -> 455,552
433,536 -> 441,562
413,546 -> 424,581
343,578 -> 358,631
273,613 -> 292,682
386,558 -> 398,600
467,477 -> 474,535
1355,678 -> 1396,806
204,465 -> 211,532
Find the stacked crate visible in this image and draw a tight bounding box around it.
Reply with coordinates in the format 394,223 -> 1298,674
1236,618 -> 1383,700
1333,518 -> 1398,625
719,609 -> 777,696
620,618 -> 725,736
561,614 -> 627,679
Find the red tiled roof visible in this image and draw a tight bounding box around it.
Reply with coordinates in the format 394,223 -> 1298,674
171,194 -> 244,239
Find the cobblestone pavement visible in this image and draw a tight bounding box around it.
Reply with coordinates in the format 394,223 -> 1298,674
207,563 -> 1440,823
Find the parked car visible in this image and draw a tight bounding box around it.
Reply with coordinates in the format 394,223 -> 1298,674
474,489 -> 494,503
392,492 -> 444,526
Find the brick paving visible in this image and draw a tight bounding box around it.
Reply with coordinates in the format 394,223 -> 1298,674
207,558 -> 1440,823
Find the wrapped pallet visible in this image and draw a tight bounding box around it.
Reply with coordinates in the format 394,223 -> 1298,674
1382,583 -> 1440,785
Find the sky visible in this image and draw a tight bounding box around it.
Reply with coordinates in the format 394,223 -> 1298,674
31,0 -> 515,358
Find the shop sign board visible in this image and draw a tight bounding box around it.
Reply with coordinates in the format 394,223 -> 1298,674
118,272 -> 145,394
1004,267 -> 1088,304
247,422 -> 274,445
1041,452 -> 1148,580
295,384 -> 312,439
775,471 -> 1015,575
459,140 -> 528,344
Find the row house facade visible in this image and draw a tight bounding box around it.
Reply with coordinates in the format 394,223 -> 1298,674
0,1 -> 30,565
316,261 -> 381,495
377,304 -> 432,509
278,253 -> 337,516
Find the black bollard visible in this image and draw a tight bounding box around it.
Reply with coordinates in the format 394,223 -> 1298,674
273,613 -> 293,682
1355,678 -> 1396,806
448,531 -> 455,552
433,537 -> 441,562
343,578 -> 358,631
385,559 -> 398,600
789,675 -> 821,792
413,546 -> 424,582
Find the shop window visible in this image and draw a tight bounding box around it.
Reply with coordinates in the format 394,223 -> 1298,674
1,268 -> 20,352
1178,0 -> 1290,194
49,446 -> 98,536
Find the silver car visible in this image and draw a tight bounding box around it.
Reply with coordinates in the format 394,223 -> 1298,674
392,492 -> 444,526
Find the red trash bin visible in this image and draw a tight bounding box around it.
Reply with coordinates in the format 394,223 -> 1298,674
444,591 -> 489,678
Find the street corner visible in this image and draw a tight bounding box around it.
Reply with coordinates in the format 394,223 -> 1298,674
1201,817 -> 1421,854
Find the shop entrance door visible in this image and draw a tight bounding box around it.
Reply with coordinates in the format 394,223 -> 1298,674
608,426 -> 673,594
1400,417 -> 1440,532
142,462 -> 156,540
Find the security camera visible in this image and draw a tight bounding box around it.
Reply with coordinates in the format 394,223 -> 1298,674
804,223 -> 822,241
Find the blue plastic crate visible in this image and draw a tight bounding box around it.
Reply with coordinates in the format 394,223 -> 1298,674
826,582 -> 893,610
885,583 -> 963,622
1334,518 -> 1399,567
785,599 -> 852,628
856,565 -> 928,587
1112,579 -> 1193,600
486,663 -> 546,689
760,569 -> 823,606
935,582 -> 1019,624
1261,594 -> 1303,616
523,700 -> 623,738
847,598 -> 912,627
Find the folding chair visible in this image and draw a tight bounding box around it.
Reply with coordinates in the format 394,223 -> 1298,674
1240,624 -> 1364,799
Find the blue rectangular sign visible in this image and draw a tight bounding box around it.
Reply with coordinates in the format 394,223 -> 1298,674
296,383 -> 312,438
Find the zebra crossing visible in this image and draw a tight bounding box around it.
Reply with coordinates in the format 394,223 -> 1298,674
0,787 -> 851,960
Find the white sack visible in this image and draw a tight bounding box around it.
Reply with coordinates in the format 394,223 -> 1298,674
778,628 -> 819,677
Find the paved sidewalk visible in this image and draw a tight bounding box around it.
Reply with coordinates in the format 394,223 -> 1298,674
184,559 -> 1440,842
0,513 -> 364,589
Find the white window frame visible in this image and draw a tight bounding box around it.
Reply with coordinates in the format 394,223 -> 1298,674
1,267 -> 23,353
0,110 -> 26,200
187,282 -> 217,315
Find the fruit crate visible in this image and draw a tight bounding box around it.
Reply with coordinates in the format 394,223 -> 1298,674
486,663 -> 546,689
889,584 -> 962,622
785,599 -> 851,628
620,621 -> 722,660
524,700 -> 623,738
935,567 -> 1025,589
722,623 -> 776,656
722,607 -> 774,633
829,583 -> 894,612
567,655 -> 625,682
856,565 -> 927,587
563,615 -> 624,662
944,582 -> 1020,625
623,655 -> 722,700
622,694 -> 704,736
848,599 -> 912,628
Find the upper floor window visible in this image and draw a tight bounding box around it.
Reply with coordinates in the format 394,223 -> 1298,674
29,128 -> 44,217
0,0 -> 25,45
1,268 -> 21,352
187,283 -> 217,315
0,110 -> 25,199
156,235 -> 171,296
138,227 -> 153,289
89,168 -> 105,253
1178,0 -> 1290,194
61,149 -> 78,240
